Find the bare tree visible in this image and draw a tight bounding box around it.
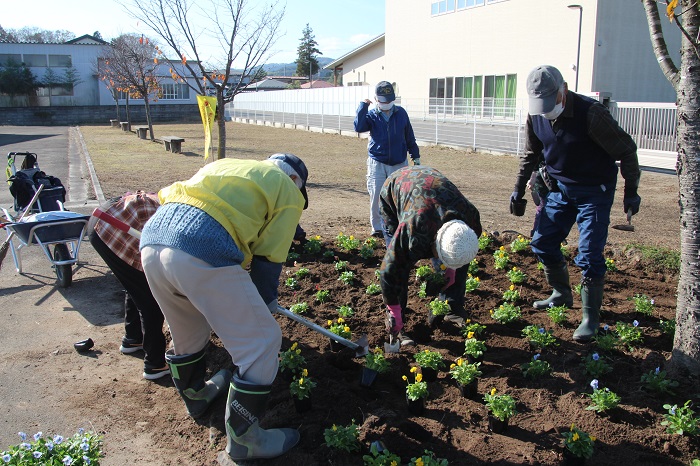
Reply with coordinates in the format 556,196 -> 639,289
642,0 -> 700,376
125,0 -> 285,160
99,34 -> 162,139
4,26 -> 75,43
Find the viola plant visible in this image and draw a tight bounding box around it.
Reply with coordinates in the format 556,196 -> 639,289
338,271 -> 356,286
362,442 -> 402,466
490,302 -> 522,324
659,318 -> 676,336
506,266 -> 527,284
521,354 -> 552,379
509,235 -> 530,253
284,276 -> 299,290
1,429 -> 103,466
465,274 -> 481,294
605,257 -> 617,272
467,258 -> 480,275
562,423 -> 596,459
303,235 -> 322,254
364,236 -> 379,249
546,303 -> 569,326
322,249 -> 335,260
290,368 -> 317,400
478,231 -> 493,250
462,320 -> 487,338
403,367 -> 429,401
323,421 -> 360,452
414,349 -> 446,371
366,283 -> 381,295
315,288 -> 331,303
581,352 -> 612,378
359,244 -> 375,260
631,293 -> 655,316
661,400 -> 700,436
418,281 -> 428,298
336,232 -> 361,252
502,284 -> 520,303
428,298 -> 451,318
328,318 -> 351,339
334,260 -> 349,272
522,325 -> 557,349
449,358 -> 482,385
594,325 -> 619,352
484,388 -> 518,421
337,305 -> 354,318
289,302 -> 309,315
615,320 -> 644,349
279,342 -> 307,374
493,247 -> 510,270
364,347 -> 390,373
464,333 -> 487,359
416,265 -> 434,281
641,366 -> 679,395
286,251 -> 300,262
295,267 -> 311,279
586,379 -> 621,413
408,449 -> 449,466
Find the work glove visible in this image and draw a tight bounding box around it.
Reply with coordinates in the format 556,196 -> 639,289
293,224 -> 307,242
623,182 -> 641,215
267,299 -> 279,314
413,158 -> 421,166
385,304 -> 403,335
509,191 -> 527,217
442,268 -> 456,291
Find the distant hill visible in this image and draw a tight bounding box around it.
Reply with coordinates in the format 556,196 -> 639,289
257,57 -> 335,78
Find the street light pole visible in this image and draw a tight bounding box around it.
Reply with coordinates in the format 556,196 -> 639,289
568,4 -> 583,92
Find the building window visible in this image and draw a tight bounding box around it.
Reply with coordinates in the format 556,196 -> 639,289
0,54 -> 22,65
23,54 -> 47,67
48,55 -> 72,67
160,83 -> 190,100
51,84 -> 74,96
430,0 -> 455,15
429,73 -> 516,118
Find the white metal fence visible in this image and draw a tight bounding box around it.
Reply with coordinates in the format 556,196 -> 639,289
227,87 -> 677,171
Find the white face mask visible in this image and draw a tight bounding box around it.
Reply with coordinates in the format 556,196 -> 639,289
542,102 -> 564,120
376,101 -> 394,111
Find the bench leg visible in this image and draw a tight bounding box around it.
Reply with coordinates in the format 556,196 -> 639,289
171,142 -> 182,153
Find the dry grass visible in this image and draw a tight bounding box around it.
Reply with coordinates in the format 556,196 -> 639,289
79,122 -> 680,249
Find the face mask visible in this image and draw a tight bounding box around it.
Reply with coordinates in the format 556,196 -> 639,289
377,101 -> 394,111
542,102 -> 564,120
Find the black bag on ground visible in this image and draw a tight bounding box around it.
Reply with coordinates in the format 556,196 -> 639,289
8,168 -> 66,212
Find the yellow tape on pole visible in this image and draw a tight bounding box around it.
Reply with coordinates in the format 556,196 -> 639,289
197,95 -> 217,160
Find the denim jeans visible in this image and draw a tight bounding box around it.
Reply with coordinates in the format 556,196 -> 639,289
530,181 -> 615,278
366,157 -> 407,232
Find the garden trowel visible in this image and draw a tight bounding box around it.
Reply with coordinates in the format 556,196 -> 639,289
612,211 -> 635,232
275,305 -> 369,358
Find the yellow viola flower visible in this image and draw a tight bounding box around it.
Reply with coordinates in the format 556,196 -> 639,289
491,387 -> 497,396
590,436 -> 596,442
291,342 -> 298,350
337,317 -> 344,323
467,331 -> 475,339
327,320 -> 333,326
572,432 -> 580,442
302,368 -> 308,377
402,375 -> 408,381
415,373 -> 423,383
410,366 -> 418,373
510,284 -> 515,291
440,264 -> 446,270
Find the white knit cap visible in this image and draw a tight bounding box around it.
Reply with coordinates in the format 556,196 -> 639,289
435,220 -> 479,269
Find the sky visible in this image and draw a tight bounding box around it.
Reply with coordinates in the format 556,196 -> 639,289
1,0 -> 385,65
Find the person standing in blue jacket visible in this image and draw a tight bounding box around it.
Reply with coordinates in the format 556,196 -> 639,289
354,81 -> 421,238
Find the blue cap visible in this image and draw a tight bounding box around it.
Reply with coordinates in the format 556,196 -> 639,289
268,153 -> 308,209
375,81 -> 395,103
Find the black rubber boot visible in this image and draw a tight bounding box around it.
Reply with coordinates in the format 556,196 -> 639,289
533,261 -> 574,309
166,347 -> 232,418
573,276 -> 604,342
223,373 -> 300,460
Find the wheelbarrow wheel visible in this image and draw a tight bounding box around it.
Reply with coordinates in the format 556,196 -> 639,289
54,243 -> 72,288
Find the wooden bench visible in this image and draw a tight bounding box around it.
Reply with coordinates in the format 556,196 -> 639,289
162,136 -> 185,153
110,119 -> 119,128
133,126 -> 149,140
119,122 -> 130,131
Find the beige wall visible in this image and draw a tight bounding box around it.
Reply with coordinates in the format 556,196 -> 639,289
383,0 -> 678,104
340,40 -> 386,87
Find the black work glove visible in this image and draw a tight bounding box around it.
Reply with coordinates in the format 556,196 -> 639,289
509,191 -> 527,217
623,193 -> 641,215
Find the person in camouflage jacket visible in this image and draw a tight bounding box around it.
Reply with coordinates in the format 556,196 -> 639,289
379,166 -> 482,345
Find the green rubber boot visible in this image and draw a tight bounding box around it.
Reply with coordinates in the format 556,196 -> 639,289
223,373 -> 300,460
533,261 -> 574,310
574,277 -> 604,342
166,347 -> 232,418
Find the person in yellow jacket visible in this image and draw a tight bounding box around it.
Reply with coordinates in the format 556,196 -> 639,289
140,153 -> 308,461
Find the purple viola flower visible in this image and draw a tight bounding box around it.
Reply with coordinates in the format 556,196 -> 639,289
633,320 -> 639,327
590,379 -> 599,390
3,454 -> 11,463
538,328 -> 545,334
603,324 -> 610,332
33,451 -> 43,459
53,435 -> 63,445
650,299 -> 655,305
63,455 -> 73,465
18,432 -> 27,441
592,353 -> 599,361
655,367 -> 660,375
33,432 -> 42,441
533,354 -> 540,361
20,443 -> 31,450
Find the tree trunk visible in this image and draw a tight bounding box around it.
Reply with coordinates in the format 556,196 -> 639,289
216,90 -> 226,160
125,94 -> 131,131
144,98 -> 155,141
671,2 -> 700,376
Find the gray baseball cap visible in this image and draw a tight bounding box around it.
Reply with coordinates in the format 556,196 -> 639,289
526,65 -> 564,115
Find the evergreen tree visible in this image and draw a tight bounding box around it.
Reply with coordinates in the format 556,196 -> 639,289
295,24 -> 322,84
0,59 -> 40,100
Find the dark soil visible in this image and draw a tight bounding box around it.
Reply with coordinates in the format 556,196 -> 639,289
170,229 -> 696,466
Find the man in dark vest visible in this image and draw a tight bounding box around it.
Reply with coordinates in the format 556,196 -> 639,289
509,65 -> 641,343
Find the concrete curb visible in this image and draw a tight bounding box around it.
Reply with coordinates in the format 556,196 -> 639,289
75,126 -> 106,205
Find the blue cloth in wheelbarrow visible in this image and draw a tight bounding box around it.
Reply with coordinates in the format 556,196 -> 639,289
9,212 -> 90,244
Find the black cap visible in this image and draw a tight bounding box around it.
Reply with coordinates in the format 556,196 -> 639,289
375,81 -> 395,103
268,153 -> 309,209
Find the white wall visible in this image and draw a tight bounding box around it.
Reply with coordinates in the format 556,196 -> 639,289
341,40 -> 386,87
